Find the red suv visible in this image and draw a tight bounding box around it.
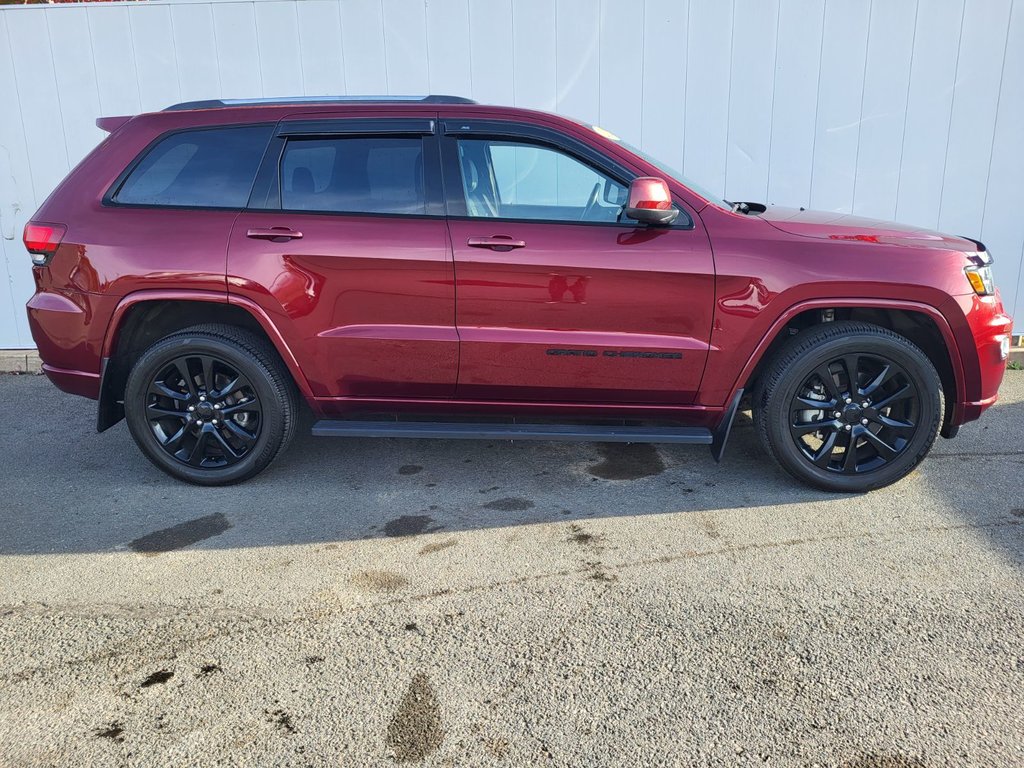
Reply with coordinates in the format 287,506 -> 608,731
24,96 -> 1013,491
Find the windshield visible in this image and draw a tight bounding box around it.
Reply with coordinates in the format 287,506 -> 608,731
582,123 -> 730,209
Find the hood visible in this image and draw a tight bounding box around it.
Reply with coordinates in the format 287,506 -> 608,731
753,205 -> 978,252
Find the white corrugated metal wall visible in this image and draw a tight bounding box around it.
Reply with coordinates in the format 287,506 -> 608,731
0,0 -> 1021,349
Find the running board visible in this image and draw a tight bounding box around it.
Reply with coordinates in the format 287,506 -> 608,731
312,419 -> 714,445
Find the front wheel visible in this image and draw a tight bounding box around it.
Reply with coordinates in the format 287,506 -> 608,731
124,324 -> 298,485
753,321 -> 943,492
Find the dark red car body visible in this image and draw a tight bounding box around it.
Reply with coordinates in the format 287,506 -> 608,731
25,100 -> 1013,444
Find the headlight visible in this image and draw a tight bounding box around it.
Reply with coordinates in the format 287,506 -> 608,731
964,251 -> 995,296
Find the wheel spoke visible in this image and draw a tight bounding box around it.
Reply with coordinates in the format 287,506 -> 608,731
174,359 -> 198,400
215,374 -> 250,401
222,419 -> 257,447
792,395 -> 837,412
811,431 -> 839,467
147,403 -> 189,420
861,364 -> 894,397
162,424 -> 188,452
842,432 -> 860,473
210,427 -> 243,459
875,414 -> 916,437
199,356 -> 215,395
219,400 -> 259,416
872,384 -> 913,411
148,380 -> 186,401
187,429 -> 211,466
792,420 -> 835,436
841,354 -> 860,395
814,364 -> 842,401
862,428 -> 899,462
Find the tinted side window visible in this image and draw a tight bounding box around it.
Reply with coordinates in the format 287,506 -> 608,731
280,137 -> 426,215
114,125 -> 273,208
456,138 -> 627,223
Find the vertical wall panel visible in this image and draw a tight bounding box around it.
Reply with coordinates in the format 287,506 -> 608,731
382,0 -> 429,93
937,0 -> 1013,238
255,1 -> 305,97
808,0 -> 870,213
725,0 -> 778,204
425,0 -> 472,97
851,0 -> 916,220
598,0 -> 643,146
0,0 -> 1022,348
467,0 -> 513,105
47,7 -> 104,168
767,0 -> 824,207
339,0 -> 388,94
511,0 -> 556,110
895,0 -> 964,229
981,1 -> 1024,316
640,0 -> 687,176
212,2 -> 263,98
129,5 -> 181,112
555,0 -> 600,126
684,0 -> 733,198
171,3 -> 222,102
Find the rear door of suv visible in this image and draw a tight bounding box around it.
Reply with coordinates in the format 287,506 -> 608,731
227,112 -> 457,400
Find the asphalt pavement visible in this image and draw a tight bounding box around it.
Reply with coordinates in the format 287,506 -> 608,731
1,372 -> 1022,766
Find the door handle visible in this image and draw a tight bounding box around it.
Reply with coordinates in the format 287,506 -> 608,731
246,227 -> 303,241
467,235 -> 526,251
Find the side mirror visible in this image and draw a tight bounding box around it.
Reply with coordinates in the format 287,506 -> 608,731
624,177 -> 679,226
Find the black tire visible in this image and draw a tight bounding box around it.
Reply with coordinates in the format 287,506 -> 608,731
124,324 -> 298,485
753,321 -> 943,493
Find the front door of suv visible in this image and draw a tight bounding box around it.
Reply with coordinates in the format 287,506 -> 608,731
440,120 -> 715,404
228,115 -> 457,400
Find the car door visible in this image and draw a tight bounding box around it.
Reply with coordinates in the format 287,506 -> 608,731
227,114 -> 458,400
440,119 -> 715,404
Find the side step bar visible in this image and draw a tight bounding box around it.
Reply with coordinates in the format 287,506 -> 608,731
312,420 -> 713,445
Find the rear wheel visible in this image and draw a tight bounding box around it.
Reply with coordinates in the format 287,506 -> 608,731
753,321 -> 943,492
124,324 -> 298,485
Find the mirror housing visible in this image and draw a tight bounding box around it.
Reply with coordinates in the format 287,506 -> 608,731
624,177 -> 679,226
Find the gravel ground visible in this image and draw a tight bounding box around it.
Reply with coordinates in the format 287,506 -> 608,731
0,372 -> 1022,767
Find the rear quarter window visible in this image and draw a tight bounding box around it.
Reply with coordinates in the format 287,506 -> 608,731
113,125 -> 273,208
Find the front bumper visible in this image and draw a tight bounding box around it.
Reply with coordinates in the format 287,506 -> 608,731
946,292 -> 1013,426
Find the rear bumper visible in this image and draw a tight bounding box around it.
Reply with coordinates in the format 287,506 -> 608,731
41,363 -> 101,399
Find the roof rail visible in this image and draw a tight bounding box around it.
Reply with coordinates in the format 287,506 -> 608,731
164,95 -> 477,111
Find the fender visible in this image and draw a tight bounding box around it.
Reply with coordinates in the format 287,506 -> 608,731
97,289 -> 315,431
723,297 -> 967,426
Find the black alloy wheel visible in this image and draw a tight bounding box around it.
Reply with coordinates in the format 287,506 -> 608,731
145,354 -> 262,469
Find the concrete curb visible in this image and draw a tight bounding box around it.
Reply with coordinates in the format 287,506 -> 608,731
0,350 -> 43,374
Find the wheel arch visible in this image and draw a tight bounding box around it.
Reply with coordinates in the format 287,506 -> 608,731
735,299 -> 965,438
98,290 -> 313,431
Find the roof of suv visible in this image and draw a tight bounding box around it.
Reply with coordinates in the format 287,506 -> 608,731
164,95 -> 478,111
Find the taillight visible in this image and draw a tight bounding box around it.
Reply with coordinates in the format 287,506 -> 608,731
23,222 -> 66,266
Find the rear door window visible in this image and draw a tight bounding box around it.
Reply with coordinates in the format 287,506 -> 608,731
279,136 -> 426,215
113,125 -> 273,208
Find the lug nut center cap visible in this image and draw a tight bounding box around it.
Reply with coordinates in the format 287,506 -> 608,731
841,404 -> 863,424
195,402 -> 215,420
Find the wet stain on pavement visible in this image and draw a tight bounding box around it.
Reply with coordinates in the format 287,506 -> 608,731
386,673 -> 443,763
1011,508 -> 1024,518
419,537 -> 458,555
265,708 -> 296,735
352,570 -> 410,592
140,669 -> 174,688
94,722 -> 125,742
384,515 -> 441,538
128,513 -> 231,555
587,443 -> 665,480
398,465 -> 423,475
482,497 -> 534,511
196,664 -> 221,678
305,655 -> 324,665
567,523 -> 602,548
